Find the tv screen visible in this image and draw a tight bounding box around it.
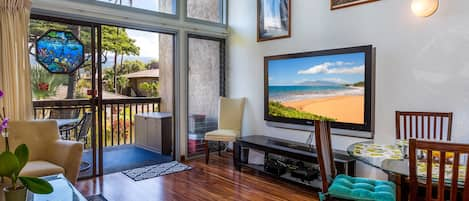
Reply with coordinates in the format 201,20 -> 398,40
264,45 -> 372,131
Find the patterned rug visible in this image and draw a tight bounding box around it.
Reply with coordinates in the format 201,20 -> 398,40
122,161 -> 192,181
86,194 -> 108,201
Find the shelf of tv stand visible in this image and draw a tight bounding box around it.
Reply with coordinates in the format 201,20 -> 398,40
233,135 -> 356,189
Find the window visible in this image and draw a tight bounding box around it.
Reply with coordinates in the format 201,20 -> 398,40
96,0 -> 177,15
187,35 -> 225,156
186,0 -> 226,24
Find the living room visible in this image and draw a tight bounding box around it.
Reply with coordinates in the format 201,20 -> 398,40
1,0 -> 468,201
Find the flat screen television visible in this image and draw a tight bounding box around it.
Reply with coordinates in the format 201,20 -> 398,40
264,45 -> 373,132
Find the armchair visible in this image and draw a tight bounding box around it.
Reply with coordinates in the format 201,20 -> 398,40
0,120 -> 83,184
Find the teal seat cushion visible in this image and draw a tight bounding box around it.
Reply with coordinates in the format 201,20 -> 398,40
326,174 -> 396,201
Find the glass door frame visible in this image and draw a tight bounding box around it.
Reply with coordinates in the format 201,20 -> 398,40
30,14 -> 103,178
186,33 -> 226,158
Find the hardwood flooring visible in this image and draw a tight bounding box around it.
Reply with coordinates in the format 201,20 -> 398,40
76,153 -> 318,201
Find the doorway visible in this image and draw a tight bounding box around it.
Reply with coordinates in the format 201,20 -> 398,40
29,15 -> 176,178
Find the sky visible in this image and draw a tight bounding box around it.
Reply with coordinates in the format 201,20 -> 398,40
126,29 -> 160,59
268,52 -> 366,86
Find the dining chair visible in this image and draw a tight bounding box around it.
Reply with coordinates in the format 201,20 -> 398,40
315,120 -> 396,201
409,139 -> 469,201
395,111 -> 453,141
204,97 -> 245,164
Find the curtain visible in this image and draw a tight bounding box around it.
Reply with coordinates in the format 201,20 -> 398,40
0,0 -> 33,120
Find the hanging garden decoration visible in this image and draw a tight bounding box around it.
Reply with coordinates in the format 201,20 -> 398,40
35,30 -> 85,74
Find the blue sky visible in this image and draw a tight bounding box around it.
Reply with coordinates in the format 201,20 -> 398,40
268,52 -> 365,86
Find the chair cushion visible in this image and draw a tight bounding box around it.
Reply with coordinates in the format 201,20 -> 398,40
327,174 -> 396,201
20,161 -> 65,178
205,129 -> 240,142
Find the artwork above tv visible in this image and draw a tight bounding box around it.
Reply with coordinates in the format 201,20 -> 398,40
264,45 -> 373,133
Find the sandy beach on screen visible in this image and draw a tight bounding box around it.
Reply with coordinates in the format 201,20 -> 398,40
281,95 -> 364,124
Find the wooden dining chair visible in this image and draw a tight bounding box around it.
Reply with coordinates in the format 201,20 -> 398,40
409,139 -> 469,201
395,111 -> 453,141
315,120 -> 396,201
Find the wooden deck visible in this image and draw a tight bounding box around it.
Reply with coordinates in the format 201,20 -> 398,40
76,153 -> 318,201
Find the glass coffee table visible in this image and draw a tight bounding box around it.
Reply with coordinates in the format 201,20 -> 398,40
27,174 -> 86,201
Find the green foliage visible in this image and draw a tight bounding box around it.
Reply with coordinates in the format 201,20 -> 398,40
29,19 -> 91,52
19,177 -> 53,194
31,65 -> 67,100
139,82 -> 159,97
14,144 -> 28,173
103,68 -> 116,93
102,25 -> 140,58
268,101 -> 336,121
0,152 -> 19,179
0,144 -> 53,194
117,76 -> 129,94
145,60 -> 159,69
76,79 -> 91,98
119,60 -> 146,75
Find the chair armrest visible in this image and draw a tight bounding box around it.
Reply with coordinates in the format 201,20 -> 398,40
47,140 -> 83,184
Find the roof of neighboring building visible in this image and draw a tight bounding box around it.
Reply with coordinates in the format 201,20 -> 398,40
122,69 -> 159,79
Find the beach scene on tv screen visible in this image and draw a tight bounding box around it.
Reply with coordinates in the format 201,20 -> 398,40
268,52 -> 365,124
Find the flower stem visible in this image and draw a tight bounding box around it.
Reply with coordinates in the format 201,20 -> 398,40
4,130 -> 9,152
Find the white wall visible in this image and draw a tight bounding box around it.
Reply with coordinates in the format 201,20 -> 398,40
228,0 -> 469,152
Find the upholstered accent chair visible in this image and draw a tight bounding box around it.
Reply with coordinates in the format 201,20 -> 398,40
0,120 -> 84,184
204,97 -> 246,164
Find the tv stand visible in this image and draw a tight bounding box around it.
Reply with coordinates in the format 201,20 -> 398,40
234,135 -> 355,189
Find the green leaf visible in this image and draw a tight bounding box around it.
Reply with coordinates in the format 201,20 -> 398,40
14,144 -> 29,173
0,152 -> 19,177
19,177 -> 53,194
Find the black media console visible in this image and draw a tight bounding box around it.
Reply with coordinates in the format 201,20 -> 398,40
233,135 -> 356,189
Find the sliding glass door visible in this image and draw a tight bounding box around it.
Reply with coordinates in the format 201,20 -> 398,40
29,16 -> 100,178
30,16 -> 176,178
187,34 -> 225,157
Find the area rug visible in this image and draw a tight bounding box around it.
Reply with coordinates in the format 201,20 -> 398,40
86,194 -> 108,201
122,161 -> 192,181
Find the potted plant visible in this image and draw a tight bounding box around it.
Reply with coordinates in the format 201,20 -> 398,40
0,90 -> 53,201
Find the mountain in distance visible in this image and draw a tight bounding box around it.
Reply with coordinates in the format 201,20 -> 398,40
297,80 -> 343,86
30,55 -> 157,68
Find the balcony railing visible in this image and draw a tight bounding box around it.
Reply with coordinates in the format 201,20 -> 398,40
33,97 -> 161,148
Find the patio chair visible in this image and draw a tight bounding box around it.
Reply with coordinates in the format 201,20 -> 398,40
315,120 -> 396,201
49,108 -> 81,119
395,111 -> 453,141
61,112 -> 93,172
204,97 -> 245,164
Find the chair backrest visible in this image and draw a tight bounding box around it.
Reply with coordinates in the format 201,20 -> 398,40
76,112 -> 93,141
396,111 -> 453,141
49,108 -> 81,119
1,120 -> 60,161
314,120 -> 336,192
218,97 -> 246,132
409,139 -> 469,201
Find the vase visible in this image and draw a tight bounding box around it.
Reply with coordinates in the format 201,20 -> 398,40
3,186 -> 27,201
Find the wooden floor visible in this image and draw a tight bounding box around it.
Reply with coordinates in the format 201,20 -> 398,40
76,153 -> 318,201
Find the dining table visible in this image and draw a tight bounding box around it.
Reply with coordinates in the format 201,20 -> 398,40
347,140 -> 466,201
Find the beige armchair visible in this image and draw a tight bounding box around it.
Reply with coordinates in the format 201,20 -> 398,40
0,120 -> 83,184
204,97 -> 246,164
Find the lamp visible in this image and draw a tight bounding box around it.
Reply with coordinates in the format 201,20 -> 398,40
411,0 -> 439,17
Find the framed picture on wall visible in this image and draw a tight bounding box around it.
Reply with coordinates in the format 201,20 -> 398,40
257,0 -> 291,42
331,0 -> 379,10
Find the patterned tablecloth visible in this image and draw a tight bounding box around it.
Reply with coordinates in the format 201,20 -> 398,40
351,140 -> 466,182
